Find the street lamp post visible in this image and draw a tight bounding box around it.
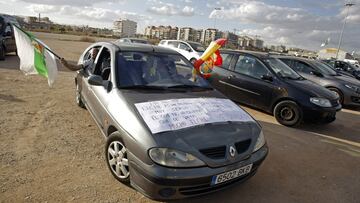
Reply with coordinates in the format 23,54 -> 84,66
213,7 -> 221,29
336,3 -> 355,59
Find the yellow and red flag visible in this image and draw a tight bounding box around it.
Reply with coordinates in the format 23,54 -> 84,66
192,38 -> 227,79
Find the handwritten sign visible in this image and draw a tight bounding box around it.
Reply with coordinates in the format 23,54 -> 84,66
135,98 -> 254,134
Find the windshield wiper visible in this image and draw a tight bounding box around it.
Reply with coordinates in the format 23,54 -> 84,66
167,84 -> 213,90
120,85 -> 168,90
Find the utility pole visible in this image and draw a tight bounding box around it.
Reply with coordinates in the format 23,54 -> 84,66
213,8 -> 221,29
336,3 -> 355,59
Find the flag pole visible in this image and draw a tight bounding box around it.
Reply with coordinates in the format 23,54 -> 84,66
11,23 -> 62,59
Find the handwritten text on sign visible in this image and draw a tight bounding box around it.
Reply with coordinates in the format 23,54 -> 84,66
135,98 -> 254,134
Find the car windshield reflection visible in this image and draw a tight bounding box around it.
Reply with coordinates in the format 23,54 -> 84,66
264,58 -> 302,80
116,52 -> 211,89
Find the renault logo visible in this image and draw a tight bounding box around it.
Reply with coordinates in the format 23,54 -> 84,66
229,146 -> 236,157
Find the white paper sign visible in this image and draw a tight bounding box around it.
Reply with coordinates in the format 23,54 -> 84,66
135,98 -> 254,134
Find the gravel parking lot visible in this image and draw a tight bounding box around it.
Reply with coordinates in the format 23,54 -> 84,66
0,33 -> 359,203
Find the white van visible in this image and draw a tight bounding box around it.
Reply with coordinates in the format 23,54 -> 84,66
158,40 -> 205,63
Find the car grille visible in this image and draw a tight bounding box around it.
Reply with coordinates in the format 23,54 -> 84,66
199,146 -> 226,159
178,168 -> 257,196
235,139 -> 251,154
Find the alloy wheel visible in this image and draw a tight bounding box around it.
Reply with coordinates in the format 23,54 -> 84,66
107,141 -> 130,179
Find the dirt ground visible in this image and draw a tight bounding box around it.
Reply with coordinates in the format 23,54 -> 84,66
0,32 -> 359,203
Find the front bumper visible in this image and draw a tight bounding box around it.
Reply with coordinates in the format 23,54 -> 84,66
127,145 -> 268,201
302,103 -> 342,123
343,90 -> 360,106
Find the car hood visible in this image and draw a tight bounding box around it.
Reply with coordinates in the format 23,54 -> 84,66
285,79 -> 338,100
120,89 -> 261,168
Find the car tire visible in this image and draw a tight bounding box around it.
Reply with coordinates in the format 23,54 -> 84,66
190,58 -> 196,64
273,100 -> 303,127
328,88 -> 344,105
0,46 -> 5,61
105,132 -> 130,184
75,83 -> 86,109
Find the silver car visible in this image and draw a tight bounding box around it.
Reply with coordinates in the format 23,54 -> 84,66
75,42 -> 268,200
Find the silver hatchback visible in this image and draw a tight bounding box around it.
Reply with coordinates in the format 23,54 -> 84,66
75,42 -> 268,200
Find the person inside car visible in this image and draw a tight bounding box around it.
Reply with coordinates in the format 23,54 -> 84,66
60,48 -> 99,71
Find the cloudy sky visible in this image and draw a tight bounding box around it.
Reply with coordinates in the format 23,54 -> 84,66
0,0 -> 359,52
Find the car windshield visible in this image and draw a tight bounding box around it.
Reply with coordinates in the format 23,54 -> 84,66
264,58 -> 302,79
188,42 -> 205,52
312,61 -> 338,76
116,51 -> 211,89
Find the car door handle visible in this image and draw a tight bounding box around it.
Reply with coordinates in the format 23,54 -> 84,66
227,75 -> 236,79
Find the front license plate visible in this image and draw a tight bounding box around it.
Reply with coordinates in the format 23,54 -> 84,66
211,164 -> 253,185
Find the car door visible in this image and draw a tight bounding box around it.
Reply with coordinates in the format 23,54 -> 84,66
86,46 -> 113,129
227,54 -> 275,109
210,52 -> 237,96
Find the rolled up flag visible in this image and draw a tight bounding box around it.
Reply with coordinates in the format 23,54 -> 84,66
13,24 -> 58,87
193,38 -> 227,79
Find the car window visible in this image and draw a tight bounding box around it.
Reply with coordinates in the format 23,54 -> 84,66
179,43 -> 191,51
187,42 -> 205,52
116,51 -> 211,88
159,41 -> 166,45
168,41 -> 179,48
93,47 -> 111,80
234,55 -> 270,79
218,53 -> 233,69
280,59 -> 292,67
264,58 -> 301,79
5,24 -> 12,34
293,61 -> 313,74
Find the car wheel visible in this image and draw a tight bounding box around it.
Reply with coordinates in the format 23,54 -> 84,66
106,132 -> 130,184
75,83 -> 86,109
0,46 -> 5,61
190,58 -> 196,64
273,100 -> 303,127
328,88 -> 344,105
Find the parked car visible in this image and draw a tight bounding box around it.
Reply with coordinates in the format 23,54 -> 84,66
0,14 -> 18,60
75,42 -> 268,200
209,50 -> 341,126
158,40 -> 205,63
116,37 -> 151,44
344,59 -> 360,67
276,56 -> 360,107
332,60 -> 360,80
321,59 -> 356,78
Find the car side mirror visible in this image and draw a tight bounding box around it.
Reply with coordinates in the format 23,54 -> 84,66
88,75 -> 103,86
261,75 -> 273,82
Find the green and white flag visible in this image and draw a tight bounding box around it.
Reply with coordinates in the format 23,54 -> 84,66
13,25 -> 58,87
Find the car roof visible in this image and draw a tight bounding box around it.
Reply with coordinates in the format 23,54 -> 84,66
120,38 -> 148,41
101,41 -> 179,54
220,49 -> 272,59
273,55 -> 313,62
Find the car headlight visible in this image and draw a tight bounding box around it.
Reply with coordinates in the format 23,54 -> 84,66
253,131 -> 266,152
149,148 -> 205,168
344,84 -> 359,92
310,97 -> 332,107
